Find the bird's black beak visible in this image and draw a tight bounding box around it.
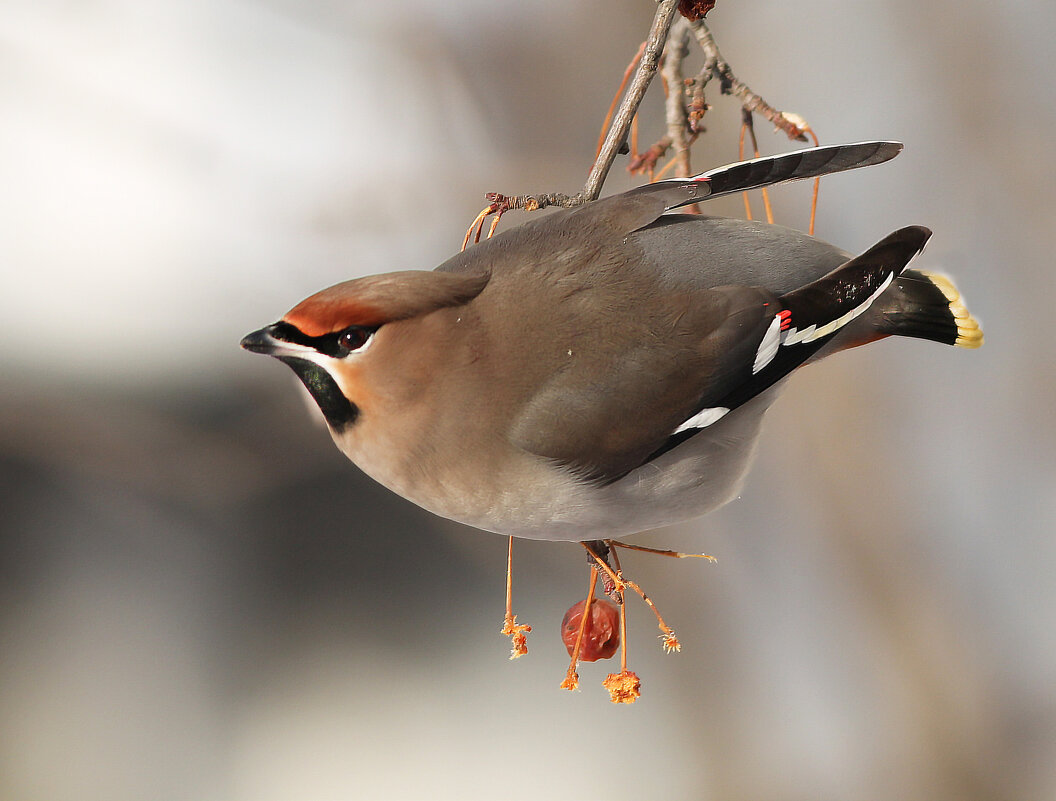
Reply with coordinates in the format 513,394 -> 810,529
240,323 -> 359,431
240,325 -> 280,355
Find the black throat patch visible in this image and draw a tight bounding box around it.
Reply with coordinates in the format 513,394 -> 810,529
278,357 -> 359,432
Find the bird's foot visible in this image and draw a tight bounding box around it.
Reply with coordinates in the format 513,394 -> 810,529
582,539 -> 623,602
461,191 -> 586,252
461,195 -> 513,252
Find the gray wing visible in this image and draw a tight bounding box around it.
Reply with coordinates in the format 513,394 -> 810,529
630,215 -> 852,293
506,226 -> 929,484
505,280 -> 781,483
611,141 -> 902,220
439,142 -> 899,283
434,142 -> 902,263
436,141 -> 904,483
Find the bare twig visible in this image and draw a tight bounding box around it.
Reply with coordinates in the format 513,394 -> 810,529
596,41 -> 646,158
501,535 -> 531,658
688,18 -> 809,142
687,64 -> 710,133
589,541 -> 683,655
738,117 -> 754,220
583,0 -> 681,201
460,192 -> 581,252
628,135 -> 672,177
610,541 -> 716,561
661,18 -> 693,181
463,5 -> 821,245
740,110 -> 774,224
805,126 -> 821,235
560,565 -> 599,692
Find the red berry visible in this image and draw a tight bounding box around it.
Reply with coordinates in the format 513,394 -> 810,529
560,599 -> 620,661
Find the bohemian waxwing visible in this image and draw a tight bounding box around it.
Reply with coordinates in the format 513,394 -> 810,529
242,142 -> 982,543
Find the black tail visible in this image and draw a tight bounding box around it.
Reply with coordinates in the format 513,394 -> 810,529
710,227 -> 934,412
877,269 -> 984,348
779,226 -> 932,345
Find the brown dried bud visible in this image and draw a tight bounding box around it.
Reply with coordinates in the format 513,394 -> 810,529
628,141 -> 671,176
679,0 -> 715,21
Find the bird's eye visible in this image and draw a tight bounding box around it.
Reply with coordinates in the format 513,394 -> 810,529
338,327 -> 373,353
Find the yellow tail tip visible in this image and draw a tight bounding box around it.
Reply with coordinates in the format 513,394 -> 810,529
919,271 -> 984,349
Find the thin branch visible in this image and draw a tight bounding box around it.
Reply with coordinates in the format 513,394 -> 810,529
688,18 -> 808,142
582,0 -> 681,201
687,64 -> 711,133
462,6 -> 820,246
628,135 -> 672,177
501,535 -> 531,658
483,191 -> 581,213
740,110 -> 774,224
610,541 -> 716,560
596,41 -> 646,158
560,565 -> 599,692
661,18 -> 693,180
460,190 -> 583,250
805,126 -> 821,235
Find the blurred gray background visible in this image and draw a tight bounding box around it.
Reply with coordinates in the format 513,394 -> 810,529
1,1 -> 1053,799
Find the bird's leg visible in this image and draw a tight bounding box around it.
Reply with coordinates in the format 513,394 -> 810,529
486,208 -> 506,239
500,535 -> 531,658
560,565 -> 599,691
582,539 -> 622,602
582,541 -> 625,601
460,205 -> 493,252
461,195 -> 515,252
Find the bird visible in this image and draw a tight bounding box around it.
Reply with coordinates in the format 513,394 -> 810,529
241,141 -> 982,546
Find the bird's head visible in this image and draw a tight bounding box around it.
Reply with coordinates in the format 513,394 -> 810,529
241,269 -> 490,432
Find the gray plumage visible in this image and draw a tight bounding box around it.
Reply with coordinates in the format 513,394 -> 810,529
242,142 -> 981,542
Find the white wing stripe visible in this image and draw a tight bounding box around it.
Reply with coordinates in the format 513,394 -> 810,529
672,406 -> 730,435
752,315 -> 782,374
782,271 -> 894,346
